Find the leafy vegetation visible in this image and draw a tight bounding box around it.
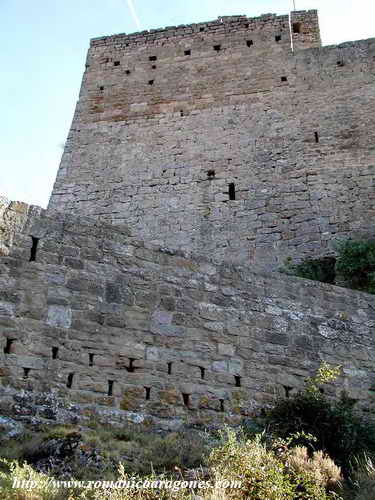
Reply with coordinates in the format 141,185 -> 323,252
1,364 -> 375,499
334,240 -> 375,294
208,428 -> 341,500
265,363 -> 375,476
280,239 -> 375,294
281,256 -> 336,284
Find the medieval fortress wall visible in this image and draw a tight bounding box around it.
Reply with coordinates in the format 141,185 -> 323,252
48,11 -> 375,270
0,212 -> 374,425
1,10 -> 375,425
0,196 -> 43,257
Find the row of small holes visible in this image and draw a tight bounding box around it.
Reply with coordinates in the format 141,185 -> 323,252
103,76 -> 288,88
20,368 -> 310,407
21,351 -> 242,391
19,369 -> 314,405
102,67 -> 346,90
112,39 -> 259,67
167,361 -> 241,386
58,374 -> 225,410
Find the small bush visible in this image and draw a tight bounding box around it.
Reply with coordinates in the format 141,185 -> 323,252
266,364 -> 375,476
285,256 -> 336,284
208,428 -> 339,500
281,239 -> 375,295
83,425 -> 210,475
287,446 -> 342,490
334,239 -> 375,294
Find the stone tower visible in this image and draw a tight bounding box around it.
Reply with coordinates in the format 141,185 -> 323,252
48,10 -> 375,270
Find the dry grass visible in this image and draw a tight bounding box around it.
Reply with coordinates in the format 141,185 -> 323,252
287,446 -> 342,490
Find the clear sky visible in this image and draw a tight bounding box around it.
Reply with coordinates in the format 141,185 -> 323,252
2,0 -> 374,208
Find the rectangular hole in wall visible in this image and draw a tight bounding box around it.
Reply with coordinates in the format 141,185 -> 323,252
275,35 -> 281,42
125,70 -> 131,75
167,362 -> 173,375
281,76 -> 288,82
244,23 -> 249,28
182,393 -> 190,407
229,183 -> 236,200
184,49 -> 191,56
108,380 -> 114,396
200,367 -> 205,380
145,387 -> 151,400
200,27 -> 205,32
246,40 -> 253,47
283,385 -> 293,398
126,358 -> 135,372
219,399 -> 225,412
89,353 -> 94,366
148,80 -> 154,86
52,347 -> 59,359
207,169 -> 215,179
99,86 -> 104,91
213,44 -> 221,52
235,375 -> 241,387
67,373 -> 74,389
293,22 -> 302,34
149,56 -> 157,61
29,237 -> 39,262
113,61 -> 120,66
151,65 -> 156,70
23,368 -> 30,379
314,131 -> 319,143
4,338 -> 15,354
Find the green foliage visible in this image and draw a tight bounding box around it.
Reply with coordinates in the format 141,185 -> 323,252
208,428 -> 340,500
0,424 -> 345,500
306,362 -> 342,396
334,239 -> 375,294
83,425 -> 210,475
0,460 -> 187,500
0,459 -> 70,500
281,256 -> 336,284
266,364 -> 375,476
281,239 -> 375,294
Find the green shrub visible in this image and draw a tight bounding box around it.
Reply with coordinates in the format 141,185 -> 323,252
82,426 -> 211,475
334,239 -> 375,294
208,428 -> 340,500
265,364 -> 375,476
281,239 -> 375,295
280,256 -> 336,284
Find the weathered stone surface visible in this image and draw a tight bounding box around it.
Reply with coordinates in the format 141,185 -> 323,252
1,10 -> 375,428
0,196 -> 43,256
47,10 -> 374,271
4,212 -> 369,423
47,305 -> 72,329
0,416 -> 24,440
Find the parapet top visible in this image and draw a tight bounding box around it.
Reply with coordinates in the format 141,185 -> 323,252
90,9 -> 318,47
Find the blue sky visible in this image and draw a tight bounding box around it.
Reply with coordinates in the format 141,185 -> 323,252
2,0 -> 374,208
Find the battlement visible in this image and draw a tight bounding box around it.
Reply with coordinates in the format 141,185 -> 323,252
90,10 -> 320,51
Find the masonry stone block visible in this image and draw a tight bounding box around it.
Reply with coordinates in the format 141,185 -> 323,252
47,305 -> 72,329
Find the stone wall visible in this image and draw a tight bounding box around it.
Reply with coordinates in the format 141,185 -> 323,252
1,212 -> 374,427
48,10 -> 375,271
0,196 -> 43,257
